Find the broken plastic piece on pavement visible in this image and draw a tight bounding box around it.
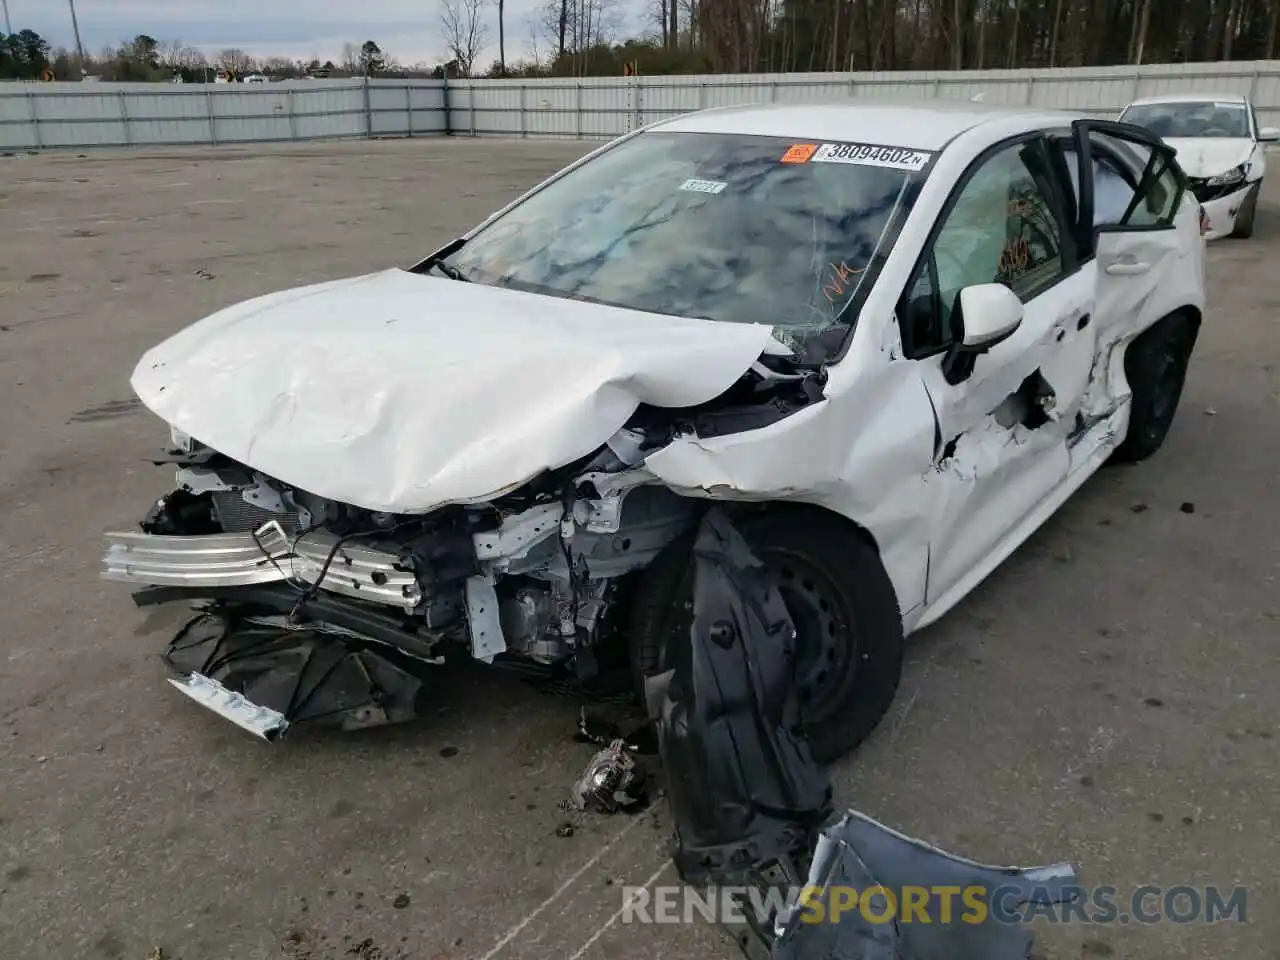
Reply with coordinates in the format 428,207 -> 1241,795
772,809 -> 1080,959
163,611 -> 424,737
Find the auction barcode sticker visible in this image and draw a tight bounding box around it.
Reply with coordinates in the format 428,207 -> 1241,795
679,178 -> 728,194
806,142 -> 932,172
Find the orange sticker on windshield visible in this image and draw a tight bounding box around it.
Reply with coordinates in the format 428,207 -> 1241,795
781,143 -> 818,164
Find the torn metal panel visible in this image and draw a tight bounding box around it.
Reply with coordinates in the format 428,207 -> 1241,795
1197,182 -> 1253,239
921,413 -> 1070,601
464,577 -> 504,662
168,672 -> 290,741
130,268 -> 785,515
649,508 -> 832,954
920,284 -> 1093,449
645,359 -> 939,622
772,810 -> 1079,959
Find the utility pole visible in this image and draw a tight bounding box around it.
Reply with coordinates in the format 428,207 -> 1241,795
68,0 -> 87,76
3,0 -> 13,36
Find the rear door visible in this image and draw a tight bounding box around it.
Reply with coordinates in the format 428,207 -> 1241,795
1067,120 -> 1205,465
1071,120 -> 1202,344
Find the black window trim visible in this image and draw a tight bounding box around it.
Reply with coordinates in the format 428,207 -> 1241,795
895,131 -> 1079,362
1050,130 -> 1152,257
1072,119 -> 1187,242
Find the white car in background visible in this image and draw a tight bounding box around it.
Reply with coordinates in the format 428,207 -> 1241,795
1119,92 -> 1279,239
103,102 -> 1207,756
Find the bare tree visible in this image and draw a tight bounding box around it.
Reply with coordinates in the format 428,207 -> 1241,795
158,39 -> 187,72
440,0 -> 490,76
526,15 -> 545,67
217,48 -> 254,74
539,0 -> 622,62
340,42 -> 361,74
156,41 -> 207,78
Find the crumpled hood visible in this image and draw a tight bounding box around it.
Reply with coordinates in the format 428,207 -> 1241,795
132,268 -> 784,513
1164,137 -> 1255,178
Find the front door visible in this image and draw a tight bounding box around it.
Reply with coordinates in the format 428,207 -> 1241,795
899,134 -> 1094,606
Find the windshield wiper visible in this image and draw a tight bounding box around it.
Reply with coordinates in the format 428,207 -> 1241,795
426,259 -> 471,282
412,237 -> 470,282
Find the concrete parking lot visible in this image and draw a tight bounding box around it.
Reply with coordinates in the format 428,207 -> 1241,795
1,137 -> 1277,960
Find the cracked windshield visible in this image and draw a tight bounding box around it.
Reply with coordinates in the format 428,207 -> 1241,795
441,131 -> 925,348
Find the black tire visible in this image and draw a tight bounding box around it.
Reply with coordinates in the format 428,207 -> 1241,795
1111,313 -> 1196,464
1230,182 -> 1259,239
626,509 -> 904,765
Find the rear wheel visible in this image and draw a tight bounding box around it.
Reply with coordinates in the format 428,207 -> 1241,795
1111,313 -> 1196,464
1230,181 -> 1259,239
626,509 -> 904,764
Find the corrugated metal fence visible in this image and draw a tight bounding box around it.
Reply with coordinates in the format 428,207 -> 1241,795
3,60 -> 1279,151
0,79 -> 447,150
451,60 -> 1280,139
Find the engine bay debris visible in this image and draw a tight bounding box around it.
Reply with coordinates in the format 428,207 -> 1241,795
567,739 -> 650,815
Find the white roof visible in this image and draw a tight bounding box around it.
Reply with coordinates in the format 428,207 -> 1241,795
1125,91 -> 1248,107
655,99 -> 1079,152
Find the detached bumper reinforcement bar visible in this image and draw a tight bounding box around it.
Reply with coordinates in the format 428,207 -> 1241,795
103,528 -> 421,611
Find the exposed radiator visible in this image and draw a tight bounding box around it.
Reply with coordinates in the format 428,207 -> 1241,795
211,491 -> 302,536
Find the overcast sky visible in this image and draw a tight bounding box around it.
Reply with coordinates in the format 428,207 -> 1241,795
5,0 -> 642,67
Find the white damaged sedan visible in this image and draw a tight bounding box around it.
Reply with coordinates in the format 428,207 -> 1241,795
1119,92 -> 1278,239
104,101 -> 1207,758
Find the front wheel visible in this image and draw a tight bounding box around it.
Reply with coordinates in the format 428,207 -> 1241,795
1230,181 -> 1260,239
1111,313 -> 1196,464
626,509 -> 905,765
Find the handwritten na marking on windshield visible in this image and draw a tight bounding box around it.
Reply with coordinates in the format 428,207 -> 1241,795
822,260 -> 865,305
